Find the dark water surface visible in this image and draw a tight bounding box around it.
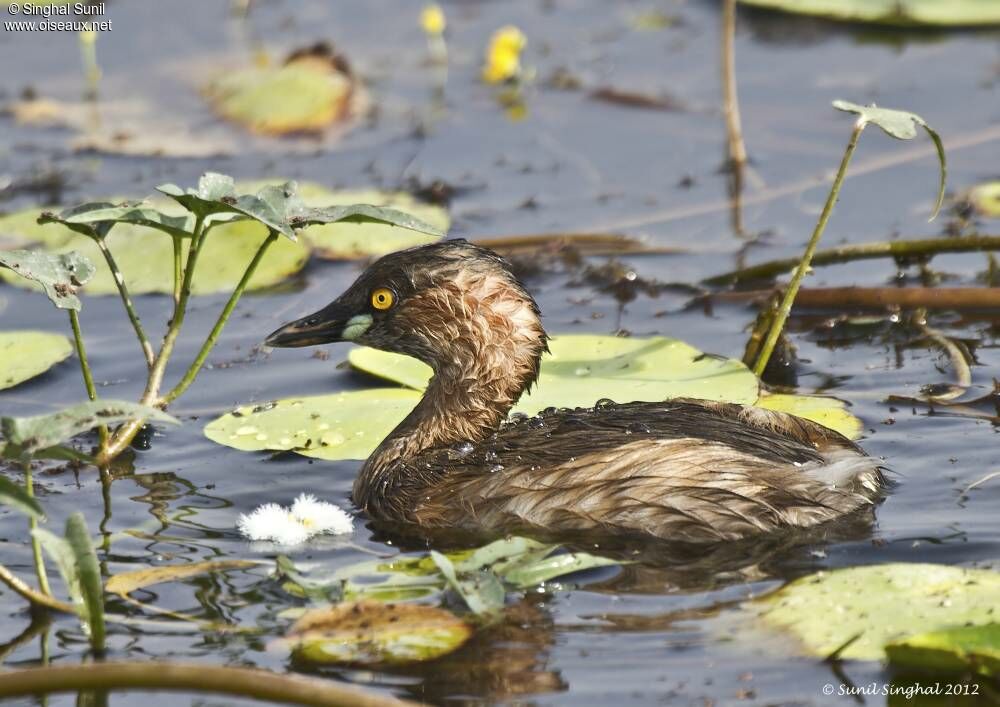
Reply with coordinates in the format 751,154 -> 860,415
1,1 -> 999,705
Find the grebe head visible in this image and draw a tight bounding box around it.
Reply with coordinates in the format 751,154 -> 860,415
267,241 -> 548,424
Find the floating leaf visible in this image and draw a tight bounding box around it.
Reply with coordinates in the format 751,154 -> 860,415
752,564 -> 1000,661
0,249 -> 95,310
283,601 -> 473,665
500,552 -> 620,589
754,393 -> 862,440
737,0 -> 1000,26
205,50 -> 354,136
204,388 -> 419,460
106,559 -> 258,596
351,335 -> 761,415
1,400 -> 178,461
208,335 -> 864,459
832,100 -> 945,220
236,182 -> 449,259
886,623 -> 1000,678
0,476 -> 45,520
431,550 -> 506,616
969,181 -> 1000,218
0,331 -> 74,391
65,512 -> 105,651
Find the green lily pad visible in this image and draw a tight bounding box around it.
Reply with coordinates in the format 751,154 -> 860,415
969,181 -> 1000,218
738,0 -> 1000,27
238,181 -> 449,259
886,623 -> 1000,678
207,335 -> 863,459
203,388 -> 421,460
753,564 -> 1000,661
755,393 -> 862,439
204,51 -> 354,136
0,206 -> 310,295
0,331 -> 74,391
283,601 -> 473,665
351,335 -> 761,414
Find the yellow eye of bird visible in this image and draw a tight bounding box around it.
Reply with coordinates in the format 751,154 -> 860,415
371,287 -> 394,310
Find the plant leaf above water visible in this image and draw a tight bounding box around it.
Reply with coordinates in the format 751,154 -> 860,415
0,249 -> 95,310
832,100 -> 946,220
738,0 -> 1000,27
0,476 -> 45,520
237,181 -> 449,259
65,512 -> 106,651
1,206 -> 310,296
752,563 -> 1000,661
886,623 -> 1000,678
1,400 -> 178,461
0,331 -> 74,391
282,601 -> 474,665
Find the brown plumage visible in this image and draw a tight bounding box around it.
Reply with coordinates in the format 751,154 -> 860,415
266,240 -> 886,543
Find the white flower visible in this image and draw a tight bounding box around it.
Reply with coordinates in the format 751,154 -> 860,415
290,493 -> 354,535
238,496 -> 353,545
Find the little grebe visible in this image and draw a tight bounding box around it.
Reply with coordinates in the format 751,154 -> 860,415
266,241 -> 885,543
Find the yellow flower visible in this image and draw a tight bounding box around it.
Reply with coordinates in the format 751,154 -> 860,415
482,25 -> 526,84
420,4 -> 446,36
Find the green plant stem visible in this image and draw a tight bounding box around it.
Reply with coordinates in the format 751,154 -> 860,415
94,238 -> 154,369
97,216 -> 208,464
171,235 -> 183,307
0,662 -> 418,707
0,562 -> 71,613
705,234 -> 1000,287
22,463 -> 52,598
68,310 -> 107,448
163,230 -> 278,405
752,121 -> 864,378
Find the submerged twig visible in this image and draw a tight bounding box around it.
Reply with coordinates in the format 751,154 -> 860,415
705,235 -> 1000,287
0,563 -> 73,614
709,286 -> 1000,310
915,318 -> 973,403
960,471 -> 1000,497
0,663 -> 417,707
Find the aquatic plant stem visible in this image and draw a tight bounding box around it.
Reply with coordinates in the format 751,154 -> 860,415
22,462 -> 51,598
162,230 -> 278,405
705,234 -> 1000,286
98,216 -> 209,464
93,238 -> 154,369
721,0 -> 747,237
0,663 -> 417,707
752,121 -> 864,378
68,310 -> 108,447
0,562 -> 71,613
721,0 -> 746,170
